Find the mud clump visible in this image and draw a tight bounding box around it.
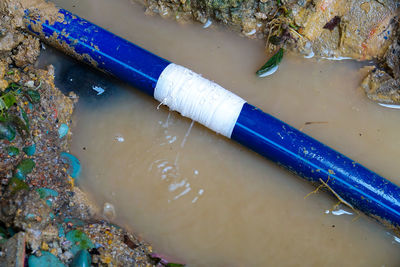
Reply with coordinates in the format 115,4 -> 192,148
0,1 -> 156,266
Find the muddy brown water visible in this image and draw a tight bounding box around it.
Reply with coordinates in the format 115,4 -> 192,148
46,0 -> 400,265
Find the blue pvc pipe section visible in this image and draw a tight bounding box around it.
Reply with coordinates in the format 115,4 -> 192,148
26,9 -> 170,96
25,8 -> 400,228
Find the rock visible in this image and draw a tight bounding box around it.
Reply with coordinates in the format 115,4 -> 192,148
28,251 -> 66,267
70,250 -> 91,267
58,124 -> 69,138
23,143 -> 36,156
14,159 -> 35,180
3,232 -> 25,267
60,152 -> 80,179
66,230 -> 94,255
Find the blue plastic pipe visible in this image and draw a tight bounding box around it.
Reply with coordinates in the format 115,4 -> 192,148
25,8 -> 400,229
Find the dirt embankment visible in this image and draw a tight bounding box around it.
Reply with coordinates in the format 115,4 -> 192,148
0,1 -> 155,266
140,0 -> 400,104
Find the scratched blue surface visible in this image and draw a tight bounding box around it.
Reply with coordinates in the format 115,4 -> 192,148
25,9 -> 400,228
232,103 -> 400,226
26,9 -> 169,96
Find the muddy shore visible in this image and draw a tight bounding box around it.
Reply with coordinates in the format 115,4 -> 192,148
0,0 -> 156,266
140,0 -> 400,104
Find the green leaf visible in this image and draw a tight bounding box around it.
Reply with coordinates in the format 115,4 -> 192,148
0,113 -> 7,122
20,108 -> 29,130
14,159 -> 35,180
9,115 -> 29,139
166,264 -> 185,267
2,93 -> 16,109
7,82 -> 21,91
256,48 -> 284,78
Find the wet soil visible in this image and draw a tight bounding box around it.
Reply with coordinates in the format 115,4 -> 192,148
0,1 -> 155,266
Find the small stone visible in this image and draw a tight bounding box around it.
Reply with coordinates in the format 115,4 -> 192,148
4,232 -> 25,267
14,158 -> 35,180
24,80 -> 35,87
23,143 -> 36,156
60,152 -> 81,179
58,123 -> 69,138
71,250 -> 91,267
28,251 -> 66,267
7,146 -> 19,156
103,202 -> 116,220
66,230 -> 94,255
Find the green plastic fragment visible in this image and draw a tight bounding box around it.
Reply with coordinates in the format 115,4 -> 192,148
36,188 -> 58,199
23,143 -> 36,156
28,251 -> 66,267
60,152 -> 81,179
14,159 -> 35,180
66,230 -> 94,255
7,146 -> 19,156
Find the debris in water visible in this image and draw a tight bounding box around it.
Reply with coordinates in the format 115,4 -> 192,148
92,85 -> 105,95
256,48 -> 284,78
203,19 -> 212,29
115,134 -> 125,142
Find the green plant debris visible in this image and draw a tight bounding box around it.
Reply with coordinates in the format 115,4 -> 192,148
14,158 -> 35,180
256,48 -> 284,77
66,230 -> 94,254
8,177 -> 29,194
25,89 -> 40,104
9,114 -> 29,139
7,146 -> 20,156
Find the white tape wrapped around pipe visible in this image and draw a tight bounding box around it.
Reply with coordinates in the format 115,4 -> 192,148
154,63 -> 246,138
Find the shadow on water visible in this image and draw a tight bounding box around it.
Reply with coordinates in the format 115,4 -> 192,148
36,44 -> 130,104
